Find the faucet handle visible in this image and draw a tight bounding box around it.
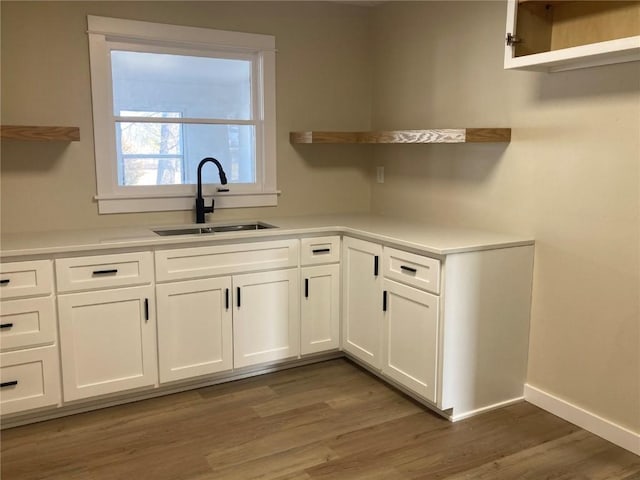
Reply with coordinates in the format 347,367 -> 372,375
206,198 -> 214,213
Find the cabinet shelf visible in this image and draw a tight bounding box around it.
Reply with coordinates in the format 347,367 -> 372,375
290,128 -> 511,144
1,126 -> 80,142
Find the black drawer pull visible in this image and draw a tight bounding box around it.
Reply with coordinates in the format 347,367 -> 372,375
305,278 -> 309,298
400,265 -> 417,274
237,287 -> 241,308
312,248 -> 331,254
144,298 -> 149,321
225,288 -> 230,310
374,256 -> 379,276
382,290 -> 388,312
1,381 -> 18,388
0,279 -> 10,285
0,323 -> 14,329
92,269 -> 118,276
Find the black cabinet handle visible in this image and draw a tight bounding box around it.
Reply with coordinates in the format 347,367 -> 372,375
0,323 -> 14,329
374,256 -> 379,276
312,248 -> 331,254
400,265 -> 417,274
304,278 -> 309,298
144,298 -> 149,321
0,279 -> 10,285
383,290 -> 387,312
225,288 -> 229,310
237,287 -> 241,308
92,269 -> 118,276
1,381 -> 18,388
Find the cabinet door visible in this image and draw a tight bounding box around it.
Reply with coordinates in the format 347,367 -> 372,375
301,264 -> 340,355
342,237 -> 383,369
382,279 -> 439,403
233,269 -> 299,369
156,277 -> 232,383
58,286 -> 157,402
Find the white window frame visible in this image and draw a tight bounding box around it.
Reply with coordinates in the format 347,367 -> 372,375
87,15 -> 277,214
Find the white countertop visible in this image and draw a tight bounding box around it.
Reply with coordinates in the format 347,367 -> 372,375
0,214 -> 534,259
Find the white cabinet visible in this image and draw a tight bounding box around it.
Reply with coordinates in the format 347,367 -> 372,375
56,252 -> 157,402
155,239 -> 302,377
1,227 -> 532,425
301,236 -> 341,356
343,236 -> 533,420
382,279 -> 439,403
156,277 -> 232,383
504,0 -> 640,72
58,286 -> 157,401
342,237 -> 383,369
301,264 -> 340,355
0,259 -> 61,416
233,269 -> 300,369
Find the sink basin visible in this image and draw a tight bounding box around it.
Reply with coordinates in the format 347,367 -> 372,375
153,222 -> 276,236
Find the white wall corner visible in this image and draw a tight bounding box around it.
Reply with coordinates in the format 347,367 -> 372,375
524,383 -> 640,456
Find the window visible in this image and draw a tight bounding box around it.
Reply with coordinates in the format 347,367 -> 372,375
87,16 -> 277,213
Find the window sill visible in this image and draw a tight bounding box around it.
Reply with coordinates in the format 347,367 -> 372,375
95,191 -> 279,214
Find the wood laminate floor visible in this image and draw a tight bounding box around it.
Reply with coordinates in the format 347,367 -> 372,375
1,359 -> 639,480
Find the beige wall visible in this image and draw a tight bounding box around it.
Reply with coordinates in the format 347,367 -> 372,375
1,1 -> 372,233
370,2 -> 640,432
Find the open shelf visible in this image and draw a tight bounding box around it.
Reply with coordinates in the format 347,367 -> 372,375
1,126 -> 80,142
290,128 -> 511,144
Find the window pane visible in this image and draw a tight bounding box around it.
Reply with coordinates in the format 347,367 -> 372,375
111,51 -> 252,120
116,122 -> 255,186
119,119 -> 182,155
123,157 -> 183,186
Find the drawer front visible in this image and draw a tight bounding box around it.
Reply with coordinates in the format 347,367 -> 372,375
0,297 -> 57,352
0,346 -> 61,415
56,252 -> 153,293
155,239 -> 299,282
300,236 -> 341,266
0,260 -> 54,300
383,247 -> 440,294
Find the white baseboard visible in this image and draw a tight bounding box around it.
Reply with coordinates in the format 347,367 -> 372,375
524,383 -> 640,456
449,396 -> 525,422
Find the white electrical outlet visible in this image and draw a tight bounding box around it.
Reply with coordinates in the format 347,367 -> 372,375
376,166 -> 384,183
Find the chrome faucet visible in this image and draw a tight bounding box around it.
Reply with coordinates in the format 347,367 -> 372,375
195,157 -> 228,224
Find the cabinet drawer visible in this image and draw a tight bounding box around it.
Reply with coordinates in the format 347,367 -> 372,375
300,236 -> 340,265
0,345 -> 61,415
0,260 -> 54,300
0,296 -> 57,352
56,252 -> 153,293
155,239 -> 299,282
383,247 -> 440,294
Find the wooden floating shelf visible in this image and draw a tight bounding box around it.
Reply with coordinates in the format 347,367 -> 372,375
290,128 -> 511,144
1,126 -> 80,142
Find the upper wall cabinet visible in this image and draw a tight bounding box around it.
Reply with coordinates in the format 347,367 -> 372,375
504,0 -> 640,72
